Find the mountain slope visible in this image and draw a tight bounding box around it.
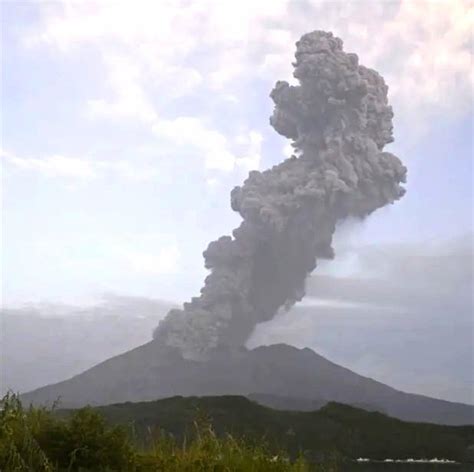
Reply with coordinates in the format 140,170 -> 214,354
22,342 -> 473,425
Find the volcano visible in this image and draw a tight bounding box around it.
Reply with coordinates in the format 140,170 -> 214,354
21,31 -> 473,427
21,342 -> 473,425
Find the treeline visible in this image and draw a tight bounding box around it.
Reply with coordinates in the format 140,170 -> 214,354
0,393 -> 320,471
85,395 -> 474,463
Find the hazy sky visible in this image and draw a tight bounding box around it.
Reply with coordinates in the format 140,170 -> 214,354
2,0 -> 472,306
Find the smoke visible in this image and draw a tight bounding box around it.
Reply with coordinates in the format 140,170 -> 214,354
153,31 -> 407,359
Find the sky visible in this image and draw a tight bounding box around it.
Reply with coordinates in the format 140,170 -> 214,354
1,0 -> 473,307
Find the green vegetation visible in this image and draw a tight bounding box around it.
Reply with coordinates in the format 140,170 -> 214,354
0,393 -> 135,471
0,393 -> 319,471
2,393 -> 473,471
81,396 -> 474,464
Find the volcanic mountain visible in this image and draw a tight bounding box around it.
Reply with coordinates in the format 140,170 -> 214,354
21,31 -> 473,428
22,342 -> 473,425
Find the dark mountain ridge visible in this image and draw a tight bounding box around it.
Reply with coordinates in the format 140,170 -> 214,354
58,395 -> 474,463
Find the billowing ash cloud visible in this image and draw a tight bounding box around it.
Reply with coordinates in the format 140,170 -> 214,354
153,31 -> 407,359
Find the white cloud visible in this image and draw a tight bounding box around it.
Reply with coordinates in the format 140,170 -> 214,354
206,177 -> 219,188
1,149 -> 98,179
282,142 -> 294,158
102,233 -> 182,276
86,54 -> 158,123
96,160 -> 161,181
152,117 -> 234,171
39,232 -> 182,277
282,141 -> 303,159
124,245 -> 181,275
235,131 -> 263,171
27,1 -> 197,52
152,117 -> 262,172
25,0 -> 473,149
297,296 -> 412,314
350,0 -> 474,123
1,149 -> 160,182
28,1 -> 203,123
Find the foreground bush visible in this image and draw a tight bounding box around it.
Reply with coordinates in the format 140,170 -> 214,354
0,393 -> 319,471
0,393 -> 53,471
0,393 -> 134,471
135,423 -> 311,471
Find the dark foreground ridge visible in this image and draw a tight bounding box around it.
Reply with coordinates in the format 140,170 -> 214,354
22,343 -> 474,426
58,395 -> 474,463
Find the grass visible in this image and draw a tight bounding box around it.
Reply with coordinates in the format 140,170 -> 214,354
0,393 -> 332,471
4,392 -> 472,470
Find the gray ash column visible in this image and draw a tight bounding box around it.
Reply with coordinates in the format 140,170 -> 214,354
153,30 -> 406,360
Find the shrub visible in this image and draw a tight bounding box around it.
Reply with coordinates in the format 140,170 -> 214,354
0,394 -> 315,471
40,406 -> 135,470
135,417 -> 311,471
0,392 -> 53,471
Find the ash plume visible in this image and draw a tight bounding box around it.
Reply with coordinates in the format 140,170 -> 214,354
153,31 -> 407,359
